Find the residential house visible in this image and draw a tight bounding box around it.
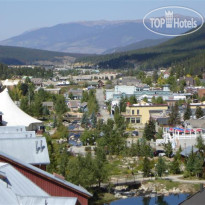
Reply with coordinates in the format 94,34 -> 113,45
42,101 -> 54,110
180,76 -> 195,86
66,89 -> 83,100
98,80 -> 104,87
163,71 -> 170,79
67,100 -> 81,111
31,78 -> 43,87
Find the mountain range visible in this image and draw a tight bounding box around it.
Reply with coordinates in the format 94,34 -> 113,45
0,20 -> 171,54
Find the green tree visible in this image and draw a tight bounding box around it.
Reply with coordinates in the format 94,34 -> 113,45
55,95 -> 67,115
59,144 -> 70,176
153,70 -> 158,83
81,112 -> 89,128
32,96 -> 43,117
129,96 -> 137,104
168,104 -> 180,126
143,97 -> 148,103
90,112 -> 97,128
196,135 -> 205,154
195,106 -> 204,119
185,147 -> 195,176
80,130 -> 97,145
81,90 -> 89,102
143,119 -> 156,141
193,155 -> 204,178
142,157 -> 151,177
184,103 -> 192,120
67,153 -> 95,188
170,156 -> 180,174
156,128 -> 163,139
20,96 -> 29,113
156,156 -> 166,177
164,141 -> 173,158
94,148 -> 109,187
69,92 -> 74,100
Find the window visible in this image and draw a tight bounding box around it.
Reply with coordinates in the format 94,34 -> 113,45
131,118 -> 136,123
137,110 -> 139,115
126,118 -> 130,123
132,110 -> 135,115
136,118 -> 141,123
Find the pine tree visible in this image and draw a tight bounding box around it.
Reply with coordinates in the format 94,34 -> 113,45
170,156 -> 180,174
143,119 -> 156,141
184,103 -> 192,120
94,148 -> 109,187
142,157 -> 151,177
196,135 -> 205,154
156,156 -> 166,177
168,104 -> 180,126
195,106 -> 204,119
81,112 -> 89,128
193,155 -> 204,178
90,112 -> 97,128
164,141 -> 173,158
185,147 -> 195,176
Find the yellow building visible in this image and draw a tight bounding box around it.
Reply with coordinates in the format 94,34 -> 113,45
122,102 -> 168,126
190,103 -> 205,110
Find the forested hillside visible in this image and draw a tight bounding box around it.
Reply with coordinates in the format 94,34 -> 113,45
0,45 -> 86,65
77,24 -> 205,75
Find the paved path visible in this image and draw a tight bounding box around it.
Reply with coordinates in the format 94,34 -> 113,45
105,174 -> 205,187
96,88 -> 110,122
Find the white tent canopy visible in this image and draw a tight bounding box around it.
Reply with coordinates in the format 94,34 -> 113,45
0,88 -> 42,130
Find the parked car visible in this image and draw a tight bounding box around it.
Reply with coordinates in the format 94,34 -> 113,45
154,150 -> 165,157
132,131 -> 139,136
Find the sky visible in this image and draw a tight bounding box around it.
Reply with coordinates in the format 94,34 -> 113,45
0,0 -> 204,40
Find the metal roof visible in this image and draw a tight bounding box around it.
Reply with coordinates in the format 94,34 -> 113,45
0,137 -> 50,165
0,131 -> 36,139
0,182 -> 19,205
0,162 -> 79,205
0,162 -> 49,197
16,196 -> 78,205
180,189 -> 205,205
0,151 -> 92,197
0,126 -> 26,133
180,146 -> 199,157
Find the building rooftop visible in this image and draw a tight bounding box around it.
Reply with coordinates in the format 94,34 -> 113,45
0,162 -> 79,205
0,137 -> 50,165
0,151 -> 92,197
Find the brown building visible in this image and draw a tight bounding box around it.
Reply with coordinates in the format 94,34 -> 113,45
198,88 -> 205,98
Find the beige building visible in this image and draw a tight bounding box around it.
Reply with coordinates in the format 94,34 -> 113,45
122,102 -> 168,126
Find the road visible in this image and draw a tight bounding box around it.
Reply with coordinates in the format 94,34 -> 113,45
96,88 -> 110,122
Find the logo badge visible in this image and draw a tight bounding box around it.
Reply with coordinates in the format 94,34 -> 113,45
143,6 -> 204,36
